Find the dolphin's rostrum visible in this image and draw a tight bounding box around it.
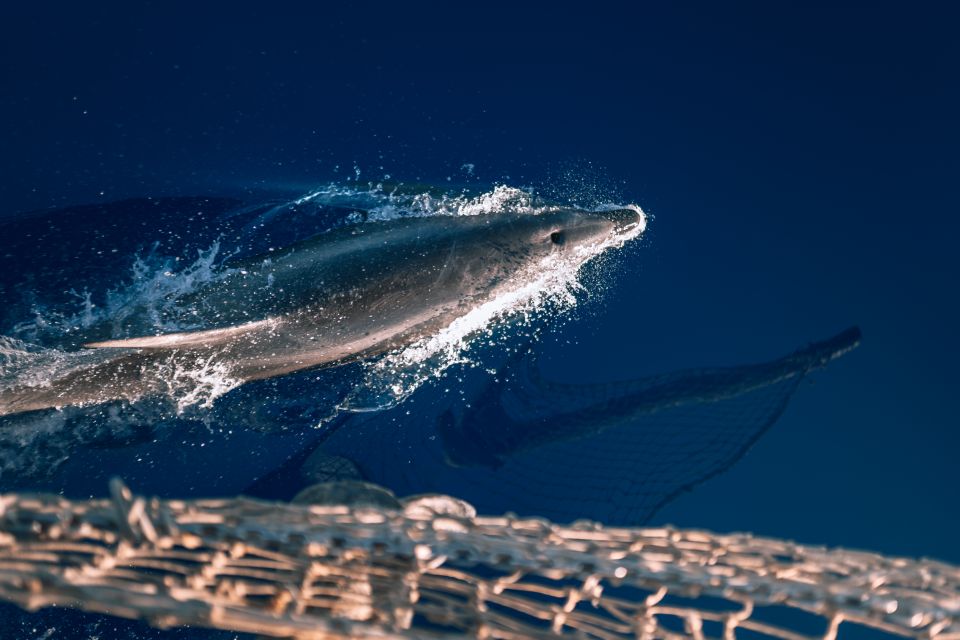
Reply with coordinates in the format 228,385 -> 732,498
0,207 -> 645,416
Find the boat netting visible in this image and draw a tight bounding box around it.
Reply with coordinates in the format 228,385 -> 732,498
0,480 -> 956,640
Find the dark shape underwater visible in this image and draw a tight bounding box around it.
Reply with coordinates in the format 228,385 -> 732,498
246,326 -> 861,526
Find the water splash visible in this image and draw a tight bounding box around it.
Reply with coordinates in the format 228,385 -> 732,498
0,336 -> 110,393
1,239 -> 239,415
270,182 -> 546,224
10,240 -> 232,345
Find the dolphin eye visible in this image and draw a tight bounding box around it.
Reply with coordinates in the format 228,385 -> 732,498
550,231 -> 566,246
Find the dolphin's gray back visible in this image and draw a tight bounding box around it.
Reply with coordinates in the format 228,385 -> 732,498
180,215 -> 502,326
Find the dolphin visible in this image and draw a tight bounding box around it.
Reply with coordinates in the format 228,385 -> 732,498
0,207 -> 644,416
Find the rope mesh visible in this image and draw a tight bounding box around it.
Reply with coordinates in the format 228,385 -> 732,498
0,479 -> 956,640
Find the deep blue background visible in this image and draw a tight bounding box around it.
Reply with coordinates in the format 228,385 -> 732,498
1,0 -> 958,568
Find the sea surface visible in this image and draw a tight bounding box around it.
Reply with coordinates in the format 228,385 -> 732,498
1,4 -> 958,638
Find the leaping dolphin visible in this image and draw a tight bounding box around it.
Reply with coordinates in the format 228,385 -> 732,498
0,207 -> 645,416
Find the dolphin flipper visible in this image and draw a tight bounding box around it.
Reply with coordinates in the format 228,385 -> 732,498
84,318 -> 281,350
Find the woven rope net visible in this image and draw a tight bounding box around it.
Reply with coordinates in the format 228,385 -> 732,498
0,480 -> 957,640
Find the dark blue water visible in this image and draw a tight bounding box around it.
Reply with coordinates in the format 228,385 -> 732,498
1,4 -> 958,639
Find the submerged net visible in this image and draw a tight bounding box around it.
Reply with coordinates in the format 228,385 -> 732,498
0,480 -> 956,640
312,328 -> 862,526
318,370 -> 805,527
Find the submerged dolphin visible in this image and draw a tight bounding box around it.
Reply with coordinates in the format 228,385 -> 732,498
0,207 -> 644,416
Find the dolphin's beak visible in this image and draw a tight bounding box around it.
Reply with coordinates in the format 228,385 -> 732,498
598,208 -> 645,235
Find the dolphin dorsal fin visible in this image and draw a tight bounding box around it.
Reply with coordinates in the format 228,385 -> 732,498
84,318 -> 281,350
